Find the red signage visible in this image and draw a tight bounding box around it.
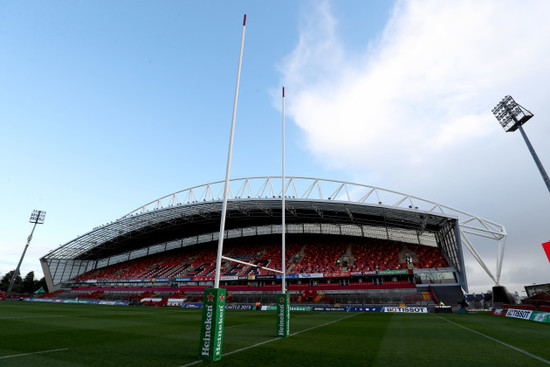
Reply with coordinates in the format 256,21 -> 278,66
543,242 -> 550,263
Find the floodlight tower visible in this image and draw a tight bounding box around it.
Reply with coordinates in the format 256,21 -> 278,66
6,210 -> 46,298
492,95 -> 550,194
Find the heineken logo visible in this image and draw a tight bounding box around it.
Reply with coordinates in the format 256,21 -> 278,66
220,295 -> 225,302
215,304 -> 225,355
201,305 -> 214,356
278,304 -> 285,335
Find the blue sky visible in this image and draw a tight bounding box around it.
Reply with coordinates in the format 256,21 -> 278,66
2,0 -> 549,295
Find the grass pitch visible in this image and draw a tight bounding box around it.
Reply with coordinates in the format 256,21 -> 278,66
0,302 -> 549,366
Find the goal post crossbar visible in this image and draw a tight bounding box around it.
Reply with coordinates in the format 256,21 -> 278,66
221,255 -> 285,275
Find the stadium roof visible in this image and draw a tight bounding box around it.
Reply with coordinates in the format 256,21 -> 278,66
41,177 -> 507,286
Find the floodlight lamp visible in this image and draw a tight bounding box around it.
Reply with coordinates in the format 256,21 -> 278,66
29,210 -> 46,224
492,95 -> 533,132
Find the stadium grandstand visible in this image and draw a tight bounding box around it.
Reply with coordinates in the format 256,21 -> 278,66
39,177 -> 507,307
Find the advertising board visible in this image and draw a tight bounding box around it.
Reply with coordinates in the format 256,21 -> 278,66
384,307 -> 428,313
530,311 -> 550,324
505,308 -> 533,320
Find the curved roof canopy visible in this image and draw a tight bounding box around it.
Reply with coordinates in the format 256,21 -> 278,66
41,177 -> 507,286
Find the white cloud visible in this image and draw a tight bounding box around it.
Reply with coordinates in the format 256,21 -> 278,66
282,1 -> 343,91
283,0 -> 550,171
281,0 -> 550,293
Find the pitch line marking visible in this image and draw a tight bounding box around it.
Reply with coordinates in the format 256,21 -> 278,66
0,315 -> 68,320
289,313 -> 358,337
226,323 -> 248,329
434,315 -> 550,365
179,313 -> 358,367
0,348 -> 69,360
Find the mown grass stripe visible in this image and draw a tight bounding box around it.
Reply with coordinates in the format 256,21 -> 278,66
434,315 -> 550,365
179,313 -> 358,367
289,313 -> 358,337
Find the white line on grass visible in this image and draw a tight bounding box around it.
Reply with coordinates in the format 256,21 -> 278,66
225,313 -> 358,357
434,315 -> 550,365
0,315 -> 68,320
226,323 -> 248,329
0,348 -> 69,360
289,313 -> 358,337
179,313 -> 358,367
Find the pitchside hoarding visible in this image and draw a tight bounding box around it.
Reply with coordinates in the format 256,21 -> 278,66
384,306 -> 428,313
505,308 -> 533,320
492,308 -> 550,324
531,311 -> 550,323
264,305 -> 427,313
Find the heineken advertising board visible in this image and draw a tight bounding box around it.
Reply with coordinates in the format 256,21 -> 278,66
265,305 -> 312,311
377,269 -> 409,275
530,311 -> 550,324
276,293 -> 290,337
198,288 -> 226,361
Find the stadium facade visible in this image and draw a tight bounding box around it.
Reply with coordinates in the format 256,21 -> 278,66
40,177 -> 507,302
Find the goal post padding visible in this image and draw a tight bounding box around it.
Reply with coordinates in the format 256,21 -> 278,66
276,293 -> 290,337
198,288 -> 226,361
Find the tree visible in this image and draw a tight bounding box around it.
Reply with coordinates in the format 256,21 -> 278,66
0,270 -> 23,293
22,271 -> 36,293
0,271 -> 47,294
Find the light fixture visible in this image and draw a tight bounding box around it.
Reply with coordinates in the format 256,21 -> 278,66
492,95 -> 550,194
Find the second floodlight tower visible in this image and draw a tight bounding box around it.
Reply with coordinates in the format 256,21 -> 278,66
492,95 -> 550,194
6,210 -> 46,298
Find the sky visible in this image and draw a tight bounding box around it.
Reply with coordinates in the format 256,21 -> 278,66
1,0 -> 549,296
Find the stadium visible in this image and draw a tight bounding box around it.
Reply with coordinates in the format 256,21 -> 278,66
38,176 -> 508,308
6,177 -> 550,367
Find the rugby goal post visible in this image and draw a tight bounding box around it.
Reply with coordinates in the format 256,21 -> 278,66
198,16 -> 290,362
